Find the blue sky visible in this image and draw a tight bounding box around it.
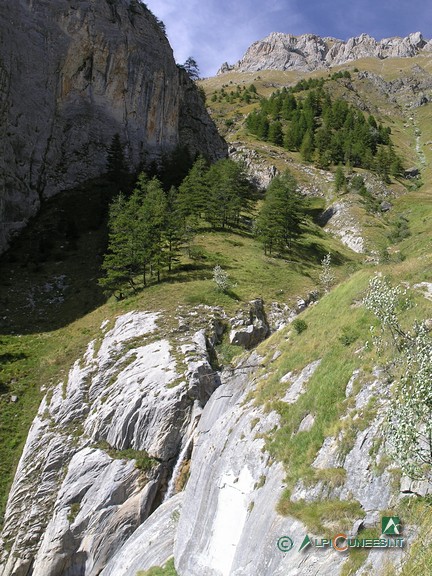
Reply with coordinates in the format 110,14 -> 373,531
144,0 -> 432,77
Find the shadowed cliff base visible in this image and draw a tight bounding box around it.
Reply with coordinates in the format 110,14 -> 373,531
0,177 -> 120,335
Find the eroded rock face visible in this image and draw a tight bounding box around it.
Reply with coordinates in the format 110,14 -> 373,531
100,493 -> 183,576
0,303 -> 414,576
229,299 -> 270,350
0,0 -> 226,253
228,144 -> 278,190
173,353 -> 345,576
0,310 -> 220,576
219,31 -> 430,74
321,201 -> 365,253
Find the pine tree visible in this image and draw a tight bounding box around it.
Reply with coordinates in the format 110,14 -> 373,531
177,155 -> 209,224
300,130 -> 314,162
268,121 -> 284,146
164,186 -> 186,273
99,174 -> 169,293
139,177 -> 167,284
205,159 -> 251,229
256,171 -> 307,255
106,133 -> 129,186
375,147 -> 391,183
334,165 -> 346,193
159,145 -> 193,189
99,192 -> 140,297
181,57 -> 200,80
257,116 -> 270,140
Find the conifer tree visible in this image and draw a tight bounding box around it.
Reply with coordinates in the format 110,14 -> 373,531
300,130 -> 314,162
177,155 -> 209,224
139,177 -> 167,284
106,133 -> 129,186
99,174 -> 168,293
181,56 -> 200,80
164,186 -> 186,273
99,192 -> 140,297
205,159 -> 251,229
256,171 -> 307,255
268,121 -> 284,146
334,165 -> 346,193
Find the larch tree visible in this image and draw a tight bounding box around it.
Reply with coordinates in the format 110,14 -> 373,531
256,171 -> 307,255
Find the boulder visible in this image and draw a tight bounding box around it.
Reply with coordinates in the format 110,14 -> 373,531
229,299 -> 270,349
380,201 -> 392,212
405,167 -> 420,178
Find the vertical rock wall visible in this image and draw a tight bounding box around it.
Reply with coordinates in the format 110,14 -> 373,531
0,0 -> 226,253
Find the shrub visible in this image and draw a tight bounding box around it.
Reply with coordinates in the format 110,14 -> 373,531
213,265 -> 231,293
319,253 -> 335,293
363,275 -> 432,480
292,318 -> 308,334
339,326 -> 359,346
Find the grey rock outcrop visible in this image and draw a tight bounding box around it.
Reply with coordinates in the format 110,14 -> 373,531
280,360 -> 322,404
0,0 -> 226,254
0,310 -> 220,576
219,31 -> 429,74
100,493 -> 183,576
229,144 -> 278,189
173,353 -> 345,576
321,201 -> 365,253
229,299 -> 270,349
1,301 -> 418,575
97,349 -> 408,576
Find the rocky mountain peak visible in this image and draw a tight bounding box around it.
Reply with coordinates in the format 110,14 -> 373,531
218,31 -> 431,74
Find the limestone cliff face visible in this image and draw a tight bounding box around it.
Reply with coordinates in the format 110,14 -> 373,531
1,302 -> 420,576
219,31 -> 431,74
0,0 -> 226,254
0,310 -> 221,576
100,349 -> 410,576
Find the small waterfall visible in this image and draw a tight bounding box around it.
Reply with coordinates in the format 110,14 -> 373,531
164,435 -> 194,501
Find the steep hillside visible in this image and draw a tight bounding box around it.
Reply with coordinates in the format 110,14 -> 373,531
201,55 -> 432,259
2,23 -> 432,576
0,0 -> 226,254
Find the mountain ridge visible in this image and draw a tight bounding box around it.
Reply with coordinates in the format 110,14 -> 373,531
218,31 -> 432,74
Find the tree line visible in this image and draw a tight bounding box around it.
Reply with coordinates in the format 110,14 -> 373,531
246,82 -> 403,178
99,157 -> 254,297
100,148 -> 313,297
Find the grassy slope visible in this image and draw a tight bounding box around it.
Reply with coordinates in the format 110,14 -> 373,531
200,57 -> 432,571
0,184 -> 358,524
200,58 -> 421,262
137,559 -> 177,576
1,54 -> 432,572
